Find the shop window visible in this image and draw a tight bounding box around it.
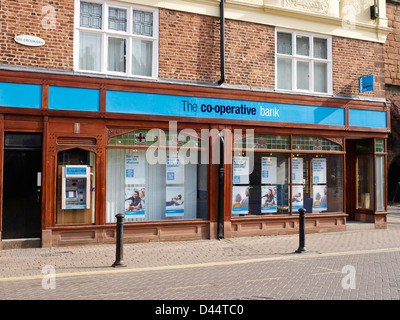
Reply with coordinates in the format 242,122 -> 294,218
276,29 -> 332,94
106,129 -> 207,223
376,155 -> 385,211
232,135 -> 344,216
75,1 -> 158,78
291,154 -> 343,214
376,139 -> 385,153
56,148 -> 96,224
356,155 -> 374,210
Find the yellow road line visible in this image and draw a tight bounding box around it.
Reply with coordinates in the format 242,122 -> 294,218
0,247 -> 399,283
166,284 -> 211,291
78,291 -> 129,298
245,277 -> 282,283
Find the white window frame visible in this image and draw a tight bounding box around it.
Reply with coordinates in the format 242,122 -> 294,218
74,0 -> 159,78
275,28 -> 332,95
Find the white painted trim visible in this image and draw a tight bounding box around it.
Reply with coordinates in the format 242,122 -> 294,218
74,0 -> 159,79
275,28 -> 333,96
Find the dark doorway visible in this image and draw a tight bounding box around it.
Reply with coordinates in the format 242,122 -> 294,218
2,133 -> 42,239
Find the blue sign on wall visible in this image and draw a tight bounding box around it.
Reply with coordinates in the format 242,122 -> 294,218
359,75 -> 374,92
106,90 -> 346,127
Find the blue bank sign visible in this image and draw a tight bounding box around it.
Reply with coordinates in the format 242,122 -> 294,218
106,91 -> 347,127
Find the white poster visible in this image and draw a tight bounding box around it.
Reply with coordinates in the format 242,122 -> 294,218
261,157 -> 277,184
125,186 -> 145,218
292,158 -> 303,184
313,185 -> 327,212
125,153 -> 146,185
261,185 -> 277,213
166,186 -> 185,217
233,157 -> 249,185
312,158 -> 327,184
166,155 -> 184,185
232,186 -> 249,215
291,185 -> 303,211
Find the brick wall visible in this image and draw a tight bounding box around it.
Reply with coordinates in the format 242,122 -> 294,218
0,0 -> 74,70
159,9 -> 275,87
332,37 -> 385,98
0,1 -> 387,98
385,2 -> 400,86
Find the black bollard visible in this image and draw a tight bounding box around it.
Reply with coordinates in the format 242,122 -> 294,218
295,208 -> 306,253
112,213 -> 127,267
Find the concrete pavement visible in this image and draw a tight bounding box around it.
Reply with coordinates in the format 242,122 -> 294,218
0,207 -> 400,282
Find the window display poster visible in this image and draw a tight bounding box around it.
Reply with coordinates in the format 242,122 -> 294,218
125,153 -> 146,185
261,185 -> 277,213
312,158 -> 327,184
125,186 -> 145,217
233,157 -> 249,185
313,185 -> 327,212
232,186 -> 249,215
261,157 -> 277,184
291,185 -> 303,211
166,155 -> 184,185
292,158 -> 303,184
166,186 -> 184,217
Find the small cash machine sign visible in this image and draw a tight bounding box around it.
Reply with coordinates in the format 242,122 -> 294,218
62,166 -> 91,210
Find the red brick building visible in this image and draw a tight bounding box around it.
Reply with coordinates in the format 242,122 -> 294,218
0,0 -> 392,248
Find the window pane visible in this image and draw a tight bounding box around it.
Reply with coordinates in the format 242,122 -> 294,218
80,2 -> 102,29
297,61 -> 309,90
356,155 -> 374,210
277,32 -> 292,55
109,7 -> 127,31
232,152 -> 289,216
79,32 -> 101,72
296,35 -> 309,56
293,154 -> 343,214
376,155 -> 385,211
133,10 -> 153,36
314,62 -> 328,93
314,38 -> 327,59
277,57 -> 292,90
106,143 -> 208,223
132,39 -> 153,77
108,37 -> 126,73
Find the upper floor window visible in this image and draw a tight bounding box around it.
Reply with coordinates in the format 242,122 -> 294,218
75,1 -> 158,78
276,29 -> 332,94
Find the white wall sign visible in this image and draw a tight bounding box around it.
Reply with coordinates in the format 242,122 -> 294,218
125,153 -> 145,185
261,157 -> 277,184
312,158 -> 327,184
292,157 -> 303,184
14,35 -> 45,47
233,156 -> 250,185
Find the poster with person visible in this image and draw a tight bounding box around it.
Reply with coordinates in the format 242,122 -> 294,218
261,185 -> 277,213
232,186 -> 249,215
313,185 -> 327,212
166,186 -> 185,217
291,185 -> 303,211
125,186 -> 145,218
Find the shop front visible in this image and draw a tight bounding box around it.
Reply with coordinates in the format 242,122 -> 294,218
0,71 -> 390,247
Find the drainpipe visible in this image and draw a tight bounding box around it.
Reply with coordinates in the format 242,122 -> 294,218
218,0 -> 225,85
217,133 -> 225,239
